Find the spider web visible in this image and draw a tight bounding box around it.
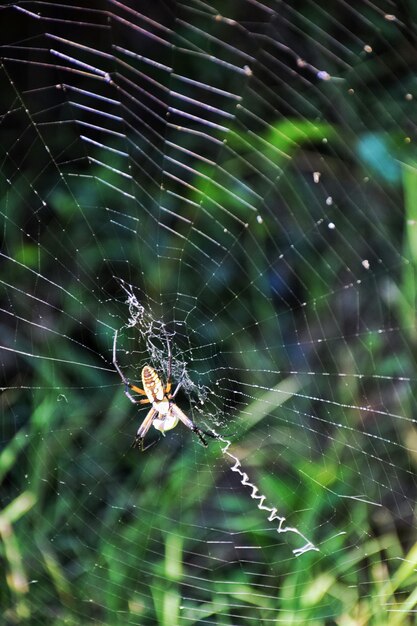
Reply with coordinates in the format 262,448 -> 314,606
1,1 -> 417,624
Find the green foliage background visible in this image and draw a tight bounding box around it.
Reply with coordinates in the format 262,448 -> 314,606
2,2 -> 417,625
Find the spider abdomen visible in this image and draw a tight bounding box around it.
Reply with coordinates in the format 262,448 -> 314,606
142,365 -> 165,402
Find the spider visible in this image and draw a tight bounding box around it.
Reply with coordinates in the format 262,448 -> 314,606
112,329 -> 218,450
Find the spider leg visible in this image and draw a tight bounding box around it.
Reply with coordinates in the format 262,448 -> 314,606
124,385 -> 147,405
165,332 -> 172,386
130,384 -> 147,395
132,407 -> 157,450
133,437 -> 159,452
164,332 -> 182,399
113,329 -> 148,404
170,363 -> 187,399
169,404 -> 218,447
113,329 -> 127,383
163,332 -> 185,400
170,381 -> 182,399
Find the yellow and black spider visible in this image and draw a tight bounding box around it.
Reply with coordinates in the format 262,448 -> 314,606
112,329 -> 218,450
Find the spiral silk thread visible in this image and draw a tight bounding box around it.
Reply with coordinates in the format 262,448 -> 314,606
216,435 -> 318,557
